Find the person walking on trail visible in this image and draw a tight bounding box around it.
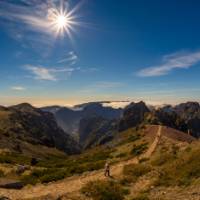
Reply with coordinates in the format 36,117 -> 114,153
104,162 -> 110,177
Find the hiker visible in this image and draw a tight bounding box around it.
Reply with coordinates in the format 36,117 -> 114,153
104,162 -> 110,177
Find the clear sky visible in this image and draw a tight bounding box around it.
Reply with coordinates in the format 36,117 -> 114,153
0,0 -> 200,107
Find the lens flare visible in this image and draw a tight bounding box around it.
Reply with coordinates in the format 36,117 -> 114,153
56,15 -> 67,28
47,2 -> 78,37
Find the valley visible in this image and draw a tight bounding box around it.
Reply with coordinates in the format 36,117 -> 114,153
0,101 -> 199,200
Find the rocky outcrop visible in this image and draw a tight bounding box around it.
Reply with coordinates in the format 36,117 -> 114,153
119,101 -> 150,131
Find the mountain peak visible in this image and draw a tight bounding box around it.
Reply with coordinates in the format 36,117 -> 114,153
10,103 -> 37,113
119,101 -> 150,131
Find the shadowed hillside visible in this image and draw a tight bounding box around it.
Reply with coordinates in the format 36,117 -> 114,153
0,103 -> 80,155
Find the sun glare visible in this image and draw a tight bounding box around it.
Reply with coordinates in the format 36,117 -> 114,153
48,3 -> 77,37
56,15 -> 68,28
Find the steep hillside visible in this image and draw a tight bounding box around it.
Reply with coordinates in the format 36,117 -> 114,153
0,125 -> 197,200
0,103 -> 80,155
79,116 -> 117,149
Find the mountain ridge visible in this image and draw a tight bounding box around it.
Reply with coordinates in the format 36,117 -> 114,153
0,104 -> 80,155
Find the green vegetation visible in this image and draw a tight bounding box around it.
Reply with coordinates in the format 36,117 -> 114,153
155,147 -> 200,186
131,143 -> 148,156
20,148 -> 112,185
0,152 -> 31,165
117,128 -> 142,146
21,168 -> 68,185
115,153 -> 127,158
128,133 -> 141,142
151,152 -> 175,166
36,148 -> 112,168
122,163 -> 151,185
81,180 -> 128,200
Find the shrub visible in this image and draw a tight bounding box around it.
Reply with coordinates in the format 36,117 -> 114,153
40,170 -> 67,183
68,160 -> 106,174
151,152 -> 175,166
21,174 -> 38,185
20,149 -> 109,185
131,143 -> 148,156
81,180 -> 128,200
123,163 -> 151,184
0,153 -> 30,165
128,134 -> 141,142
116,153 -> 127,158
37,148 -> 112,169
21,168 -> 69,185
131,193 -> 149,200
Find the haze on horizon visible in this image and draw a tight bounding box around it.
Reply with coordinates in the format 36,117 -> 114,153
1,0 -> 200,107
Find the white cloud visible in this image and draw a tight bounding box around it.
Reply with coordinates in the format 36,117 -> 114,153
102,101 -> 131,109
137,51 -> 200,77
11,86 -> 26,91
0,0 -> 74,37
24,65 -> 75,81
0,1 -> 82,52
58,51 -> 78,64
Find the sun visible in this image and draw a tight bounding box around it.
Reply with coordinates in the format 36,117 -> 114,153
47,4 -> 77,37
56,15 -> 68,29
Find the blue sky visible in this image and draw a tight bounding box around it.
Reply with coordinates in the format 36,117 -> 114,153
0,0 -> 200,106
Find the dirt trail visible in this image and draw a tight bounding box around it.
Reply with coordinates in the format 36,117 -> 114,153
0,126 -> 162,200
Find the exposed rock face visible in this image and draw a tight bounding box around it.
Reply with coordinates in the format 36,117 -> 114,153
52,107 -> 82,136
154,106 -> 187,132
119,101 -> 150,131
175,102 -> 200,138
0,103 -> 80,154
152,102 -> 200,138
79,116 -> 116,149
174,102 -> 200,118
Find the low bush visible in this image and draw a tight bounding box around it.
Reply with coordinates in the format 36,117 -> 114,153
37,148 -> 112,168
116,153 -> 127,158
131,193 -> 149,200
21,168 -> 69,185
81,180 -> 128,200
131,143 -> 148,156
128,134 -> 141,142
0,153 -> 31,165
122,163 -> 151,184
151,152 -> 175,166
21,148 -> 111,185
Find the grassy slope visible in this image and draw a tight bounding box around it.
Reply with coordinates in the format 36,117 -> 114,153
121,131 -> 200,200
0,125 -> 199,200
0,126 -> 151,185
79,126 -> 199,200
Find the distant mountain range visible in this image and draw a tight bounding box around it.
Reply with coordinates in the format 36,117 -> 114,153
42,101 -> 200,148
0,101 -> 199,155
42,102 -> 123,138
